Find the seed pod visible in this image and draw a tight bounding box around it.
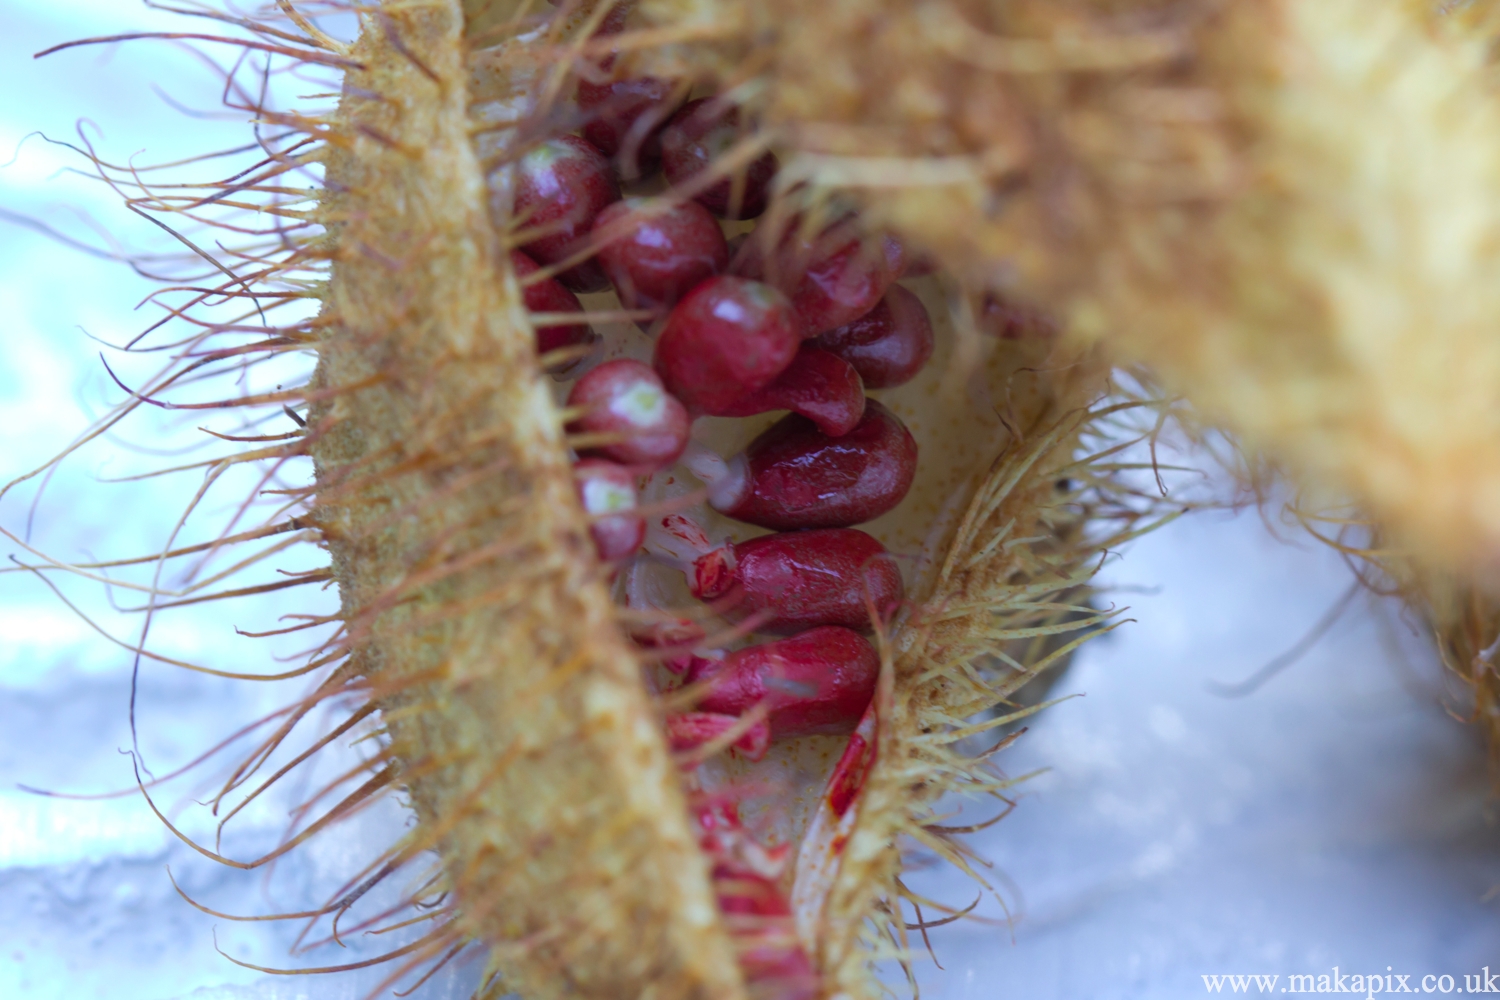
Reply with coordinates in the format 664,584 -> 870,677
710,399 -> 918,530
813,284 -> 934,389
691,528 -> 903,633
653,275 -> 801,413
575,458 -> 647,561
683,626 -> 880,738
703,345 -> 865,436
567,359 -> 690,469
506,133 -> 620,292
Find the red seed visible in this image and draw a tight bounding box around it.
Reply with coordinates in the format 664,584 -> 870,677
653,276 -> 801,414
574,458 -> 645,561
690,528 -> 902,633
660,98 -> 779,220
711,399 -> 918,530
567,360 -> 690,469
739,223 -> 898,338
509,250 -> 593,363
665,711 -> 770,761
704,345 -> 865,436
684,626 -> 879,738
511,134 -> 621,292
577,77 -> 679,181
593,198 -> 728,321
812,284 -> 934,389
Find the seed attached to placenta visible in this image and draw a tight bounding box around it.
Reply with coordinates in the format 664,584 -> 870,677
592,198 -> 728,321
567,359 -> 690,470
660,98 -> 779,220
653,275 -> 801,414
710,399 -> 918,530
508,134 -> 620,292
683,626 -> 880,739
574,458 -> 646,561
509,249 -> 592,363
690,528 -> 903,633
812,284 -> 934,388
702,345 -> 865,436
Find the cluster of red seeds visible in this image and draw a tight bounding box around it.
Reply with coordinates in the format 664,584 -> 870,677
498,5 -> 940,991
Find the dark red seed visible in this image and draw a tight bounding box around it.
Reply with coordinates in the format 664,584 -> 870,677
812,284 -> 934,389
690,528 -> 902,633
577,76 -> 679,181
660,98 -> 778,220
566,359 -> 690,469
781,235 -> 896,338
710,399 -> 918,530
684,626 -> 879,738
574,458 -> 645,561
665,711 -> 770,761
653,276 -> 800,414
511,134 -> 620,292
705,345 -> 865,437
740,223 -> 898,337
509,250 -> 593,363
593,198 -> 728,320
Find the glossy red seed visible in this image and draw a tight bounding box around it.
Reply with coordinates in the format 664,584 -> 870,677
711,399 -> 918,530
783,236 -> 896,337
660,98 -> 778,220
812,284 -> 934,389
653,276 -> 800,414
740,223 -> 898,337
666,711 -> 770,761
684,626 -> 879,738
690,528 -> 902,633
511,134 -> 620,292
574,458 -> 645,561
593,198 -> 728,320
509,250 -> 593,363
704,345 -> 865,436
566,359 -> 690,469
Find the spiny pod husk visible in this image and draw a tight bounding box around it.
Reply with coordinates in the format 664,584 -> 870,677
310,6 -> 740,996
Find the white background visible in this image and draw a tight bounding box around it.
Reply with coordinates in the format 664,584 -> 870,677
2,3 -> 1498,998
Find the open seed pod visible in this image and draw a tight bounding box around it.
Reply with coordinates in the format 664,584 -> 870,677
9,2 -> 1179,998
628,0 -> 1500,787
631,0 -> 1500,594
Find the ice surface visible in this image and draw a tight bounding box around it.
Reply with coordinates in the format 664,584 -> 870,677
3,3 -> 1498,999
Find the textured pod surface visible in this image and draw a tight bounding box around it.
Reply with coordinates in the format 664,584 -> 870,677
309,6 -> 738,997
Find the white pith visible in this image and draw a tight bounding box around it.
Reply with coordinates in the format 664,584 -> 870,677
611,379 -> 667,426
582,476 -> 637,515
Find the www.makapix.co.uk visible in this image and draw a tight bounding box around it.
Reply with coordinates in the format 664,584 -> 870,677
1202,967 -> 1500,995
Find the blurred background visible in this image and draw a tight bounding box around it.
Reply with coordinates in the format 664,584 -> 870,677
2,2 -> 1498,997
